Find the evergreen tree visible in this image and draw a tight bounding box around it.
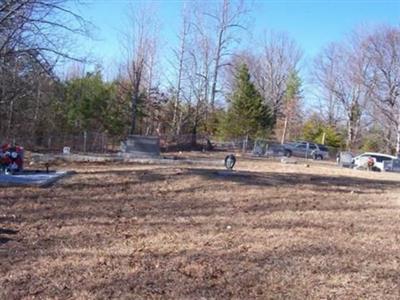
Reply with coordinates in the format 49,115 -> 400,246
63,71 -> 126,135
221,64 -> 272,139
302,114 -> 343,148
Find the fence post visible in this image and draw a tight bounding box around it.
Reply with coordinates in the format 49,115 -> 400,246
83,131 -> 87,153
102,133 -> 106,153
242,135 -> 248,153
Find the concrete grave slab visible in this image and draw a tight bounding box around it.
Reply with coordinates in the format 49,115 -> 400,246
0,170 -> 74,188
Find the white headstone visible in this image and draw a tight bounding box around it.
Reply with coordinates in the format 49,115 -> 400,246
339,152 -> 353,167
63,146 -> 71,155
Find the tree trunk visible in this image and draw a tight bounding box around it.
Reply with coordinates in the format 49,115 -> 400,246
130,93 -> 138,134
191,125 -> 197,147
210,13 -> 224,111
210,52 -> 220,111
33,80 -> 41,123
346,104 -> 360,151
396,122 -> 400,156
173,28 -> 186,135
386,130 -> 392,154
321,132 -> 326,145
346,120 -> 354,151
130,77 -> 141,134
176,110 -> 183,135
6,99 -> 14,139
242,134 -> 249,153
281,116 -> 288,144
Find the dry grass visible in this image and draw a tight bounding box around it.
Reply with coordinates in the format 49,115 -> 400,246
1,154 -> 400,299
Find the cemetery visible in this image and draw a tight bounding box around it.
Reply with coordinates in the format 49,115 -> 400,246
1,148 -> 400,298
1,0 -> 399,298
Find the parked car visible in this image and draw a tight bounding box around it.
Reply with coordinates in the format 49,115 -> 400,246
283,141 -> 330,160
252,139 -> 286,157
352,152 -> 397,171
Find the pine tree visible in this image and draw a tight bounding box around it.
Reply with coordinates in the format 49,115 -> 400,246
221,64 -> 272,139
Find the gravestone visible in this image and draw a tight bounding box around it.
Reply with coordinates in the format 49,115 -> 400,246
120,135 -> 160,158
63,146 -> 71,155
338,151 -> 353,168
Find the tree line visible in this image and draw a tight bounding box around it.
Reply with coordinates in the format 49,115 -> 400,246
0,0 -> 399,153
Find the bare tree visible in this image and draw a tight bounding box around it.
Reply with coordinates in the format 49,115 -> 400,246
0,0 -> 90,139
0,0 -> 89,72
186,30 -> 211,144
313,38 -> 369,150
178,6 -> 214,144
120,4 -> 159,134
205,0 -> 248,110
362,25 -> 400,153
159,0 -> 248,143
314,87 -> 343,127
171,6 -> 191,135
252,31 -> 302,122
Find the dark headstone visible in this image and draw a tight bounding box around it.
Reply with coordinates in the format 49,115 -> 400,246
120,135 -> 160,158
224,154 -> 236,170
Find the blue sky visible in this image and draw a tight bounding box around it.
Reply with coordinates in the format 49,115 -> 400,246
252,0 -> 399,56
74,0 -> 399,103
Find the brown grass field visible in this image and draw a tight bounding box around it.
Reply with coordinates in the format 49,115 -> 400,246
1,153 -> 400,299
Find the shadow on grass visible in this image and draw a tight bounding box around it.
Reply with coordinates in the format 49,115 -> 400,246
2,167 -> 399,247
1,166 -> 400,298
77,167 -> 172,176
0,228 -> 18,245
0,237 -> 13,245
5,167 -> 399,226
78,166 -> 400,189
187,168 -> 400,191
0,228 -> 18,235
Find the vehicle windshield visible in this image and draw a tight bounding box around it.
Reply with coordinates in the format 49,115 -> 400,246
309,144 -> 317,150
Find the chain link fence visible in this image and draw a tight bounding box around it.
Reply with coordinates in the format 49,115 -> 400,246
0,132 -> 121,153
0,132 -> 339,160
1,132 -> 223,154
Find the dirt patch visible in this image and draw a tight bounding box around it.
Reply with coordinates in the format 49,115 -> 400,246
1,155 -> 400,299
